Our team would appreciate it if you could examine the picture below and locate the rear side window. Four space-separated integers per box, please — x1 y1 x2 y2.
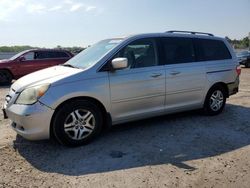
161 37 195 64
55 51 70 58
35 51 51 59
194 39 232 61
35 51 70 59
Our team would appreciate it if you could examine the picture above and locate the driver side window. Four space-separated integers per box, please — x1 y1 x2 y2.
116 39 158 69
23 52 35 61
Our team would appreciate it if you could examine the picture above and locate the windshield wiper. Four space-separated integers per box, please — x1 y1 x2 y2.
61 64 80 69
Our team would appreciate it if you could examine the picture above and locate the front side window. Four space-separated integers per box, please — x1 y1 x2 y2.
116 39 158 69
194 39 232 61
161 37 195 64
23 52 35 61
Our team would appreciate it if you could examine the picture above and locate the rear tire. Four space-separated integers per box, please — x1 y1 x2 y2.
203 85 227 116
0 70 12 85
52 100 103 147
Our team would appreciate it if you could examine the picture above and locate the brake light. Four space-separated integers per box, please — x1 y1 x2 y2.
236 65 241 76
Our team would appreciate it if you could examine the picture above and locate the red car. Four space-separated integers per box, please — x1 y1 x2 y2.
0 49 73 85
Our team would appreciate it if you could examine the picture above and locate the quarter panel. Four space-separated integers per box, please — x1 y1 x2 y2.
205 60 237 84
204 59 238 98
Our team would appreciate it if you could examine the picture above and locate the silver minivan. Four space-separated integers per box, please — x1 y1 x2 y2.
3 31 241 146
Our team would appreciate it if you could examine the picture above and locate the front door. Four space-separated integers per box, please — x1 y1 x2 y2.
15 51 38 77
108 38 166 122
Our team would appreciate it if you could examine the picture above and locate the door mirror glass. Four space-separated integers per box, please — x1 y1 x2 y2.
111 58 128 70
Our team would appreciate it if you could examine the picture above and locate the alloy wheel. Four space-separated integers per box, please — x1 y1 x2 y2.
64 109 96 140
209 90 224 112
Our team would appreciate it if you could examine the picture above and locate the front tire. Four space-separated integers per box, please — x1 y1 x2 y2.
203 85 227 116
52 100 103 147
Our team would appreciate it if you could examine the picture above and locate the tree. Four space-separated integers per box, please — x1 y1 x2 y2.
242 37 249 48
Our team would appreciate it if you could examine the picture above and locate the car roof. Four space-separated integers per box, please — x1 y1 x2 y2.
122 32 224 41
111 30 226 42
29 49 70 52
23 49 72 56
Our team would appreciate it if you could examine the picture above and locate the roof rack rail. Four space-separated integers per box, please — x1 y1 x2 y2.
166 30 214 37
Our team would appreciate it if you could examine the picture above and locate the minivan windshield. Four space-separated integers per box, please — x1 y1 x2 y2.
65 39 123 69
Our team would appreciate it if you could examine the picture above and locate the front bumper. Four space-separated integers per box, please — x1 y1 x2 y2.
3 101 54 140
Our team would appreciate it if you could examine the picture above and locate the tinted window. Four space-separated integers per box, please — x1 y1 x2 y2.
161 37 195 64
35 51 69 59
117 39 158 69
194 39 232 61
55 51 70 58
35 51 50 59
237 51 250 57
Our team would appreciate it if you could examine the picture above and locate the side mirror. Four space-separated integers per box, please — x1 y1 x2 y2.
111 58 128 70
19 56 26 62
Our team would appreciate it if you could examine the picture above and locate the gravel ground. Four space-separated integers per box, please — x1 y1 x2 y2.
0 69 250 188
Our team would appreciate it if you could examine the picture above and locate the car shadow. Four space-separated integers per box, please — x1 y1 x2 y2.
0 85 11 88
13 103 250 176
0 80 15 88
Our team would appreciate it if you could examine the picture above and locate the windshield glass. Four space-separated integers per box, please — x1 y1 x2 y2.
237 51 249 57
9 50 30 60
66 39 123 69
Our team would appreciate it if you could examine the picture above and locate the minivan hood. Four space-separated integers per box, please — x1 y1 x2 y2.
12 65 83 92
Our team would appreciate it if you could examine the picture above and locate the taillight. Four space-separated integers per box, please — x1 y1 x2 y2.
236 65 241 76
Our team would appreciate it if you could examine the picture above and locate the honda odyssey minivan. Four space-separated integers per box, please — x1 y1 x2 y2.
2 31 240 146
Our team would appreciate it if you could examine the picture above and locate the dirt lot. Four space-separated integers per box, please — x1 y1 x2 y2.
0 69 250 188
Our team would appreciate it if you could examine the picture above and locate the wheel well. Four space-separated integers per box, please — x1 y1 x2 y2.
0 68 13 78
50 96 110 139
209 82 229 98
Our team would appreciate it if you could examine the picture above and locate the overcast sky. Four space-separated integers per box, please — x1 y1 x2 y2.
0 0 249 47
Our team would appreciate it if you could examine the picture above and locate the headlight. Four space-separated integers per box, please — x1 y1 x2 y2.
15 84 50 105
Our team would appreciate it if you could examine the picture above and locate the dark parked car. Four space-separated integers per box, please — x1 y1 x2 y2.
237 50 250 68
0 49 73 85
